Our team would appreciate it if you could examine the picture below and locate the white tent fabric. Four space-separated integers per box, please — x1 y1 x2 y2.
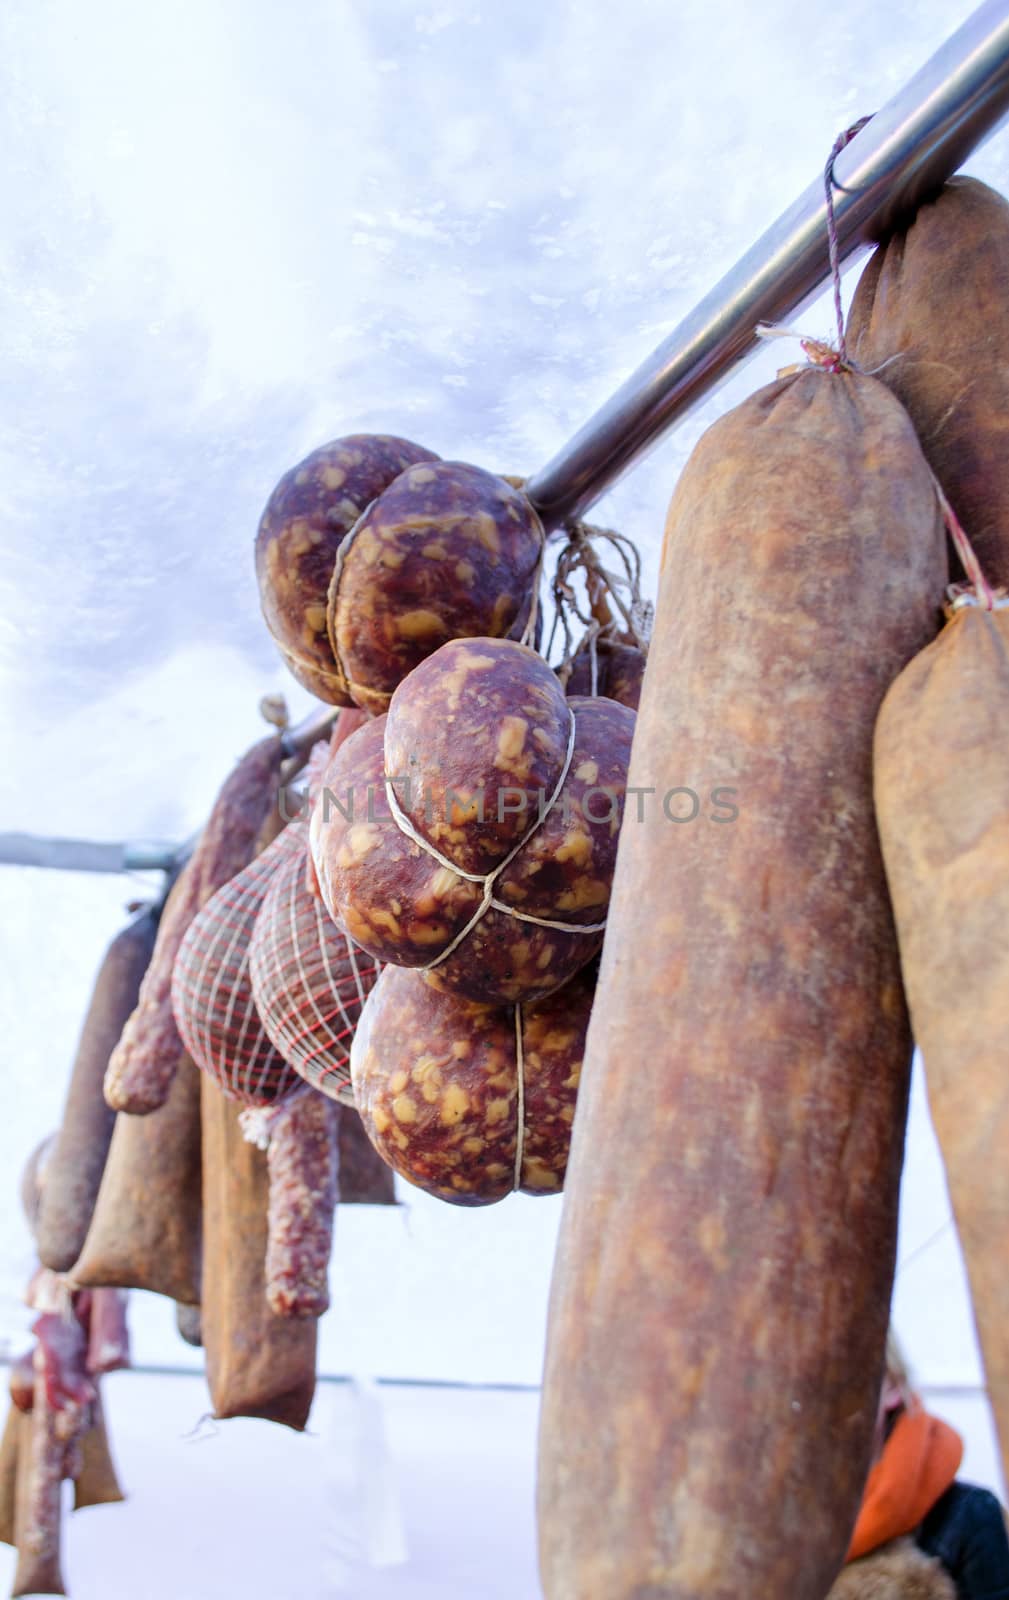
2 0 1008 1593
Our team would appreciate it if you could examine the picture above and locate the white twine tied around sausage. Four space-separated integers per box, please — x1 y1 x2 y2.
384 705 608 971
753 319 1007 617
384 704 606 1193
324 486 548 702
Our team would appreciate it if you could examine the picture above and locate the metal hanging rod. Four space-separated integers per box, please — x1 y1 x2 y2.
0 705 338 876
6 2 1009 879
524 0 1009 527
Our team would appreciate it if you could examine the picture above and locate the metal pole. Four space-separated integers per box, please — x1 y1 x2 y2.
7 5 1009 874
280 703 338 757
0 706 334 875
525 0 1009 527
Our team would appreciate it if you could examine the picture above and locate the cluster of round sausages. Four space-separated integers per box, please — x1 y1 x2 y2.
251 433 644 1204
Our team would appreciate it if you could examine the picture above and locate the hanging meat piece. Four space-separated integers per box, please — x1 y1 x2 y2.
200 1075 317 1428
71 1053 202 1306
256 434 439 705
104 734 286 1114
36 909 157 1271
264 1090 339 1318
538 367 946 1599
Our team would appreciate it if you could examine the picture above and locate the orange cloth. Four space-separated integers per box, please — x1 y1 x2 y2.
847 1408 964 1562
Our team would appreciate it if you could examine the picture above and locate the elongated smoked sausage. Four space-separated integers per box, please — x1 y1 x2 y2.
847 176 1009 587
537 368 947 1600
874 603 1009 1485
264 1090 339 1317
36 909 157 1271
201 1075 316 1429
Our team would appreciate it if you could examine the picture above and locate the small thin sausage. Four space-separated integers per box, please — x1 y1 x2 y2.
265 1091 339 1318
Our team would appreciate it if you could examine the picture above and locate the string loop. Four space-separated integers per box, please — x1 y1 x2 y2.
383 708 607 973
824 115 873 367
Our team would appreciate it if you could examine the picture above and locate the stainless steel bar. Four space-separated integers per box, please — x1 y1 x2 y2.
123 840 187 872
525 0 1009 527
0 704 335 876
0 833 182 874
9 8 1009 874
0 832 159 874
280 702 338 757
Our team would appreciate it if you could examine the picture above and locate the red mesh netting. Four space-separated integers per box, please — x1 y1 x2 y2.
171 824 306 1106
249 842 380 1107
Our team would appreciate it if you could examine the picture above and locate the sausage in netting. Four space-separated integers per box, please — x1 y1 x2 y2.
104 734 286 1114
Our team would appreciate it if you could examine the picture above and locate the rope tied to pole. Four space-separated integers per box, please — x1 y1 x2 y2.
824 115 874 367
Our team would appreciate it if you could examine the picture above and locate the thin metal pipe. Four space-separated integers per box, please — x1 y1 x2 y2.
525 0 1009 527
0 832 176 874
280 702 338 757
0 705 333 876
7 7 1009 875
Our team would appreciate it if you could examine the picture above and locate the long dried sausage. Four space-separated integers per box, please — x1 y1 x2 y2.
200 1075 316 1429
537 368 947 1599
847 176 1009 587
874 603 1009 1485
36 909 157 1270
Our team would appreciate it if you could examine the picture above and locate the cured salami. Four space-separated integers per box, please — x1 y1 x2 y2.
327 461 544 715
36 909 157 1271
264 1090 339 1317
200 1075 317 1429
311 640 632 1005
538 368 947 1599
874 601 1009 1484
256 434 438 704
351 962 593 1204
848 176 1009 588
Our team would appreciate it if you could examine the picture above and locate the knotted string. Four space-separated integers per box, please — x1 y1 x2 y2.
383 707 607 974
325 487 548 704
824 115 873 367
928 470 1002 613
549 519 651 690
757 117 875 373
